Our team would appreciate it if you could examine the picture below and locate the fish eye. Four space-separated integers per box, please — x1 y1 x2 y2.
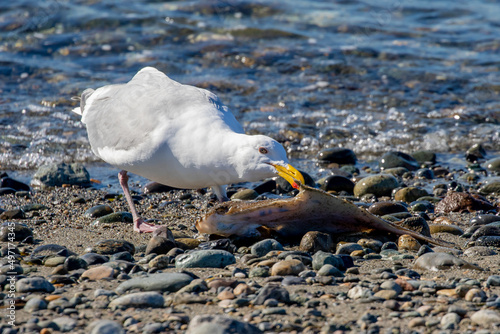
258 147 268 154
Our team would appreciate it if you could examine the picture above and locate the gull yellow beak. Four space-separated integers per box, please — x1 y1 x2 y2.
272 163 305 189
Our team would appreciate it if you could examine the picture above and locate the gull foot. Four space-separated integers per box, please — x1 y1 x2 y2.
133 219 158 233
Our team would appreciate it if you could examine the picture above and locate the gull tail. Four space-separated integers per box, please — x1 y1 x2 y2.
71 88 95 117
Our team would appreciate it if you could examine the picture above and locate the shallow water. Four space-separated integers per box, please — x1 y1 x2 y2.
1 0 499 181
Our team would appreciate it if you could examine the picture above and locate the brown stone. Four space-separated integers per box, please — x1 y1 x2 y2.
435 191 496 213
233 283 255 296
299 231 333 252
81 266 115 280
271 259 306 276
398 234 421 251
217 290 235 300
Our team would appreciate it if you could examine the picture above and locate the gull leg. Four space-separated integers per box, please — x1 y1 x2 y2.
211 185 230 202
118 170 158 233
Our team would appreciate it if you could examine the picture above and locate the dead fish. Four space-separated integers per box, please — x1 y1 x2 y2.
197 184 451 247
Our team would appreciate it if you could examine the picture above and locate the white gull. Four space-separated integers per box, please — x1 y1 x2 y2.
73 67 304 233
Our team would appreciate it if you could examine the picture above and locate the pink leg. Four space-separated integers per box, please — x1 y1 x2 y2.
118 170 158 233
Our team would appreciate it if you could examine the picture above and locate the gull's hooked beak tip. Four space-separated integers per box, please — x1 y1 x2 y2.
271 163 305 189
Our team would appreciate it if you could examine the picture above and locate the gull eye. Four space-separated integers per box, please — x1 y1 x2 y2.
258 147 268 154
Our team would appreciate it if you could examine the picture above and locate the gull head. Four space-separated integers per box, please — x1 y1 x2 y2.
235 134 304 188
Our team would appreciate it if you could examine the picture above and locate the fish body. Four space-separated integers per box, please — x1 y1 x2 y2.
197 184 451 247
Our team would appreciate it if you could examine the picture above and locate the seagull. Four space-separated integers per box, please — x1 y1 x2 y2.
73 67 304 233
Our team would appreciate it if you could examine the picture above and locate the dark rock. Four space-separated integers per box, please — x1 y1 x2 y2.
470 225 500 241
321 175 355 194
31 162 91 188
380 151 420 171
84 205 113 218
397 216 431 237
110 251 134 262
486 157 500 174
368 202 408 216
152 226 175 240
64 256 88 271
253 180 277 194
0 209 26 220
412 151 437 165
479 180 500 195
0 188 16 196
470 214 500 225
471 236 500 248
465 143 486 163
253 284 290 305
0 222 32 241
0 177 30 191
91 239 135 255
143 182 178 194
198 239 237 253
299 231 333 253
92 212 133 226
109 292 165 309
435 191 496 213
312 250 344 271
415 168 434 179
146 236 176 255
417 245 433 256
80 253 109 266
317 147 357 165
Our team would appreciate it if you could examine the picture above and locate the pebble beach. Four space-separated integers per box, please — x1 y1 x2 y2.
1 147 500 333
1 0 500 333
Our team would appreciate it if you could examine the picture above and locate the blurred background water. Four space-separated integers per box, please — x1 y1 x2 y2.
1 0 499 184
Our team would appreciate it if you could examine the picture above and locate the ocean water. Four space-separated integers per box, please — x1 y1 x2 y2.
1 0 499 184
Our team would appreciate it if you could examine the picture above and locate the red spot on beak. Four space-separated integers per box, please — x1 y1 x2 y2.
292 182 299 189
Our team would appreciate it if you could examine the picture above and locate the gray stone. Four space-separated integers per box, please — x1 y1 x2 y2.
486 275 500 287
312 251 344 271
31 162 91 188
186 314 262 334
440 313 461 330
348 285 373 299
84 205 113 218
336 242 363 255
175 250 235 268
317 147 357 164
231 189 259 200
32 244 74 257
88 320 125 334
380 151 419 171
413 252 483 271
16 276 55 293
464 246 496 257
23 297 48 312
109 291 165 309
80 253 109 265
486 157 500 174
52 317 78 332
317 264 343 277
115 272 193 294
253 284 289 305
353 174 399 198
92 212 133 226
471 309 500 326
251 239 284 257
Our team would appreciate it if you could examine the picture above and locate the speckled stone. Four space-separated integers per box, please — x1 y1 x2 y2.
91 239 135 255
175 250 235 269
299 231 333 253
398 235 421 251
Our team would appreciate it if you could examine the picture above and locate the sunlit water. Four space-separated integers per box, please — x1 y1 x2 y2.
1 0 499 186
